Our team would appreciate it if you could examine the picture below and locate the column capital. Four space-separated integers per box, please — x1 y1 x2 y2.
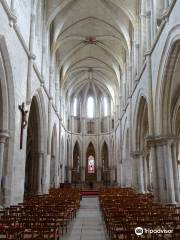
130 150 143 158
146 135 179 147
49 66 54 74
146 11 151 18
0 130 9 143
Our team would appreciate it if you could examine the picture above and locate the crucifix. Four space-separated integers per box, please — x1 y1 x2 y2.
19 102 28 149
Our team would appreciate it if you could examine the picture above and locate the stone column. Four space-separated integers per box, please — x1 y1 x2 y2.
68 166 72 183
0 132 8 192
139 154 145 193
110 166 116 184
164 0 170 9
30 151 35 193
140 14 146 64
119 162 123 187
163 140 176 203
55 73 59 111
131 151 144 193
81 166 85 183
135 43 140 74
145 139 159 201
146 11 152 50
97 166 101 182
171 142 180 203
143 155 148 192
156 142 167 202
11 0 15 9
26 8 36 104
116 160 122 186
37 152 43 194
47 66 54 155
147 136 179 203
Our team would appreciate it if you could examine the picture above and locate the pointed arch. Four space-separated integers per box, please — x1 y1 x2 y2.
86 142 96 182
50 124 57 188
25 96 43 195
134 96 149 150
0 35 15 206
101 141 109 169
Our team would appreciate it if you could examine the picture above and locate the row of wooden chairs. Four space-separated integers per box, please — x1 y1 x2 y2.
99 188 180 240
0 188 80 239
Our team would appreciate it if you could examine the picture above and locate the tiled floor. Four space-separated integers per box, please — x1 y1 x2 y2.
62 197 108 240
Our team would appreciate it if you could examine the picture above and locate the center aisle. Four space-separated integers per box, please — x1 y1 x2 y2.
63 197 108 240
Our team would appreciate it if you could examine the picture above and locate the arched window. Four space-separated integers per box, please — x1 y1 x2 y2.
73 98 77 116
87 96 94 118
88 155 95 173
103 97 108 116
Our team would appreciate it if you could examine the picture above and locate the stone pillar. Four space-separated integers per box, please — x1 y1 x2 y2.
164 0 170 9
145 140 159 201
119 162 123 186
26 9 36 104
0 132 8 198
131 151 144 193
116 160 121 186
147 136 179 203
111 166 116 184
11 0 15 10
81 166 85 182
156 143 167 202
143 155 148 192
97 166 101 182
54 155 59 188
30 151 35 194
140 14 146 64
47 66 54 155
171 143 180 203
139 154 145 193
37 152 43 194
55 74 59 111
146 11 152 50
163 140 176 203
135 43 140 74
68 167 72 183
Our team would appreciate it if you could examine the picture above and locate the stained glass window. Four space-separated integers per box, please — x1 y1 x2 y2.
87 96 94 118
73 98 77 116
104 97 108 116
88 155 95 173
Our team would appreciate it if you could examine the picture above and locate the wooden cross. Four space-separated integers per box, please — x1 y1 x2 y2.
19 102 28 149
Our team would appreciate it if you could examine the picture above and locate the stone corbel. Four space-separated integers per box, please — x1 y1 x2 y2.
0 131 9 145
9 11 17 27
29 54 36 61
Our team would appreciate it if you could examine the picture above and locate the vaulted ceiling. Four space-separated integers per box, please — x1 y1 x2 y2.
46 0 138 103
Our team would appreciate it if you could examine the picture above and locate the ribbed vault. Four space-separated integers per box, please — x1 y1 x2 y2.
46 0 137 108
